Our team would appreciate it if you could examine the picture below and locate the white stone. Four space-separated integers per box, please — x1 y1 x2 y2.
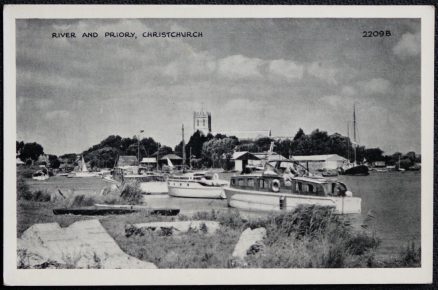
132 221 220 235
17 219 156 269
232 227 267 260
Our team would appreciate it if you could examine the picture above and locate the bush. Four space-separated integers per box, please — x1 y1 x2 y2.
17 177 32 200
120 182 144 205
398 242 421 267
346 232 380 255
32 190 52 202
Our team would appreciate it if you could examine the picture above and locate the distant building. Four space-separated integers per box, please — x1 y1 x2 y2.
248 152 288 167
193 110 211 135
115 155 138 168
140 157 157 170
159 154 183 167
232 151 260 172
372 161 386 168
218 130 271 141
291 154 347 171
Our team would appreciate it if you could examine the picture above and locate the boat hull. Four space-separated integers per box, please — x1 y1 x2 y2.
342 165 369 176
68 172 99 178
168 180 226 199
32 175 49 181
138 182 168 195
224 187 361 214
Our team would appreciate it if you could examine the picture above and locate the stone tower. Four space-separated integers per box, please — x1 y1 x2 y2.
193 109 211 135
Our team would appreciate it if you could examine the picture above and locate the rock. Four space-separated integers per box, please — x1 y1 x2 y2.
232 227 267 260
130 221 220 236
17 219 156 269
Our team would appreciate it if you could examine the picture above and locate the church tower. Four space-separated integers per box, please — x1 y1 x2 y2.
193 108 211 136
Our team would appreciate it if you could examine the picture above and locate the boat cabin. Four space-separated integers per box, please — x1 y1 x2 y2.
229 174 348 197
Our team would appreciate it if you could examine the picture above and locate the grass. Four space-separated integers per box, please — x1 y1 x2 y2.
16 197 421 269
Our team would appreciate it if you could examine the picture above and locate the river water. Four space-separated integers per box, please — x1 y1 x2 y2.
26 170 421 257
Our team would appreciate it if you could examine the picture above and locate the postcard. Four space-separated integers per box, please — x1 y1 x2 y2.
3 4 434 285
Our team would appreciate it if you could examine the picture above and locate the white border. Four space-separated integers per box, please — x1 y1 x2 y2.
3 5 434 285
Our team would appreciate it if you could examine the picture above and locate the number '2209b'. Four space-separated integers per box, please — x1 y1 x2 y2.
363 30 391 37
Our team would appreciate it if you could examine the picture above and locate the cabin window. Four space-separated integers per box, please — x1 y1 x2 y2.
259 179 265 189
231 179 236 185
238 179 245 186
203 119 205 126
247 179 255 188
331 183 336 194
297 182 303 191
308 184 314 192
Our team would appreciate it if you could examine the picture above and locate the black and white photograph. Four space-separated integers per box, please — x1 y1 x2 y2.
3 5 434 285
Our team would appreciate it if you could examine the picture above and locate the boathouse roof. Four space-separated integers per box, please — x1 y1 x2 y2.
291 154 347 162
160 154 183 160
232 151 260 160
141 157 157 163
116 155 138 167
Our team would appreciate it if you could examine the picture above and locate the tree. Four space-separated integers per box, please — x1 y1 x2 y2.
186 130 213 158
202 137 238 168
293 128 305 141
16 141 24 155
364 148 384 163
48 154 61 169
255 137 274 152
20 142 44 162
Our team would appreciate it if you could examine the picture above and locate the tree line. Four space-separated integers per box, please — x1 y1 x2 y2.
16 128 421 170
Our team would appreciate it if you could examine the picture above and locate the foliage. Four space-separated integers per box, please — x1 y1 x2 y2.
80 135 161 169
17 177 32 200
16 141 25 155
85 147 119 169
18 142 44 162
48 154 61 169
202 137 238 168
120 182 144 205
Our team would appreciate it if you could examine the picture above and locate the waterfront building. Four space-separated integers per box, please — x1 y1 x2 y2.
232 151 260 172
291 154 347 171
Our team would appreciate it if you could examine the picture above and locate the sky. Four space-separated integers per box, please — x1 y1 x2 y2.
16 18 421 155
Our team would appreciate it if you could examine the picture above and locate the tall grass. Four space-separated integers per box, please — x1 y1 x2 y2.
17 177 51 202
242 206 380 268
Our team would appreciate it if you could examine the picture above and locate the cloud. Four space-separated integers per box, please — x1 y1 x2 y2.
341 86 357 97
217 55 264 80
45 110 71 120
393 32 420 59
307 62 338 85
357 78 392 95
268 59 304 81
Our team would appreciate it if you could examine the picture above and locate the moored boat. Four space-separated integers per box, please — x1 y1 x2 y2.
67 155 99 178
110 167 168 195
167 172 228 199
32 169 49 181
224 172 361 214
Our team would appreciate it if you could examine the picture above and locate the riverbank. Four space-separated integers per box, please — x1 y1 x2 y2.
17 197 420 268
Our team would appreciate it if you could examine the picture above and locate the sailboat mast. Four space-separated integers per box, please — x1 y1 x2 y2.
353 104 357 142
182 124 186 166
347 123 350 161
353 104 357 164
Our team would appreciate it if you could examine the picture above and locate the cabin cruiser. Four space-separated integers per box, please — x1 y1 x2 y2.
224 166 361 214
32 168 49 181
167 172 229 199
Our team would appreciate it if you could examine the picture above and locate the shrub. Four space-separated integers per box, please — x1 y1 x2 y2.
346 232 380 255
17 177 32 200
120 182 144 205
32 190 51 202
399 242 421 267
